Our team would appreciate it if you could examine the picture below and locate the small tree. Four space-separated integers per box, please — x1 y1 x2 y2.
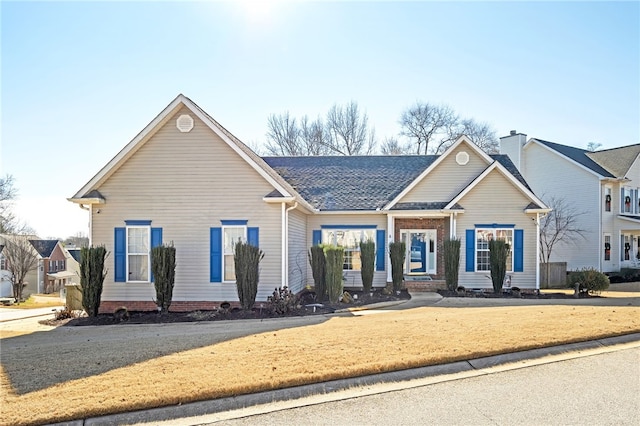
3 236 38 303
324 245 344 303
389 241 406 292
80 246 107 317
443 238 461 291
360 239 375 293
234 241 264 310
308 245 326 301
489 240 509 294
151 243 176 313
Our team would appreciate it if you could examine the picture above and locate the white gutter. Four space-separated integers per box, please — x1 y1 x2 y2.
284 202 298 288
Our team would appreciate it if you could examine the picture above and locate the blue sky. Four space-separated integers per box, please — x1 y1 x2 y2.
2 1 639 239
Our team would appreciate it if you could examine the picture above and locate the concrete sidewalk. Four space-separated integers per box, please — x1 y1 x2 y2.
0 305 64 322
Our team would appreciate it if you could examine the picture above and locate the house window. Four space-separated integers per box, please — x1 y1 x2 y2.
322 228 376 271
621 235 631 261
223 226 247 282
0 254 6 270
604 187 611 212
49 260 54 271
127 226 150 282
475 228 513 272
604 234 611 261
622 187 632 214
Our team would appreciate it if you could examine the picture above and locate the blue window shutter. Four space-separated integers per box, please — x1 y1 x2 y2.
150 228 163 282
210 227 222 282
312 230 322 246
514 229 524 272
248 227 259 247
465 229 475 272
114 228 126 282
376 229 385 271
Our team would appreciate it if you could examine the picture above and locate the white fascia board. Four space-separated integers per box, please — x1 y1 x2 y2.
383 136 493 210
527 139 605 179
71 95 186 199
67 197 105 205
618 215 640 224
385 211 453 218
314 210 385 215
263 196 296 203
445 161 550 210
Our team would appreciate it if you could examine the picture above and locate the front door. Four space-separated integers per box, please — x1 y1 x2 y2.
400 229 436 275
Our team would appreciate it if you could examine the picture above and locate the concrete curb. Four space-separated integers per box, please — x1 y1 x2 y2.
71 332 640 426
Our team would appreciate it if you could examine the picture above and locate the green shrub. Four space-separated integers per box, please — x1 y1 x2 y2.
308 245 327 301
324 245 345 303
151 243 177 313
360 239 376 293
234 241 264 310
443 238 461 291
80 246 107 317
567 268 610 294
389 241 406 292
267 286 299 315
489 240 509 294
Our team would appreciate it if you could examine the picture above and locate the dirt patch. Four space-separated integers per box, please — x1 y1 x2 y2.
41 289 411 327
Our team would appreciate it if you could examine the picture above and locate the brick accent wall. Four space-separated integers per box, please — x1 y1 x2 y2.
404 280 447 292
394 218 449 280
99 300 245 314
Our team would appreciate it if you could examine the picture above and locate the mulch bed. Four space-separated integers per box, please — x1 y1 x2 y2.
42 288 412 327
437 288 597 299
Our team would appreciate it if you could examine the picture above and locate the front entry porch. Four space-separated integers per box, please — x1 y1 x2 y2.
392 217 450 281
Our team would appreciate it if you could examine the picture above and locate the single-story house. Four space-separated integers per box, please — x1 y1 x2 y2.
69 94 550 312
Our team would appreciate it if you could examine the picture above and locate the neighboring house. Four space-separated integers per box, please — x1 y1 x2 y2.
0 234 39 298
500 132 640 273
69 95 550 313
30 240 77 294
66 247 82 283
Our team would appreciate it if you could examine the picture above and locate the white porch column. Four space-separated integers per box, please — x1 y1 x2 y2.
281 203 286 288
387 214 394 283
536 212 540 290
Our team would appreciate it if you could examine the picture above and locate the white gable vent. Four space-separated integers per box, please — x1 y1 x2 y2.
176 114 194 133
456 151 469 165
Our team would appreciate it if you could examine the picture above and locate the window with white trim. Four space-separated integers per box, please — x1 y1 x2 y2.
0 254 6 270
127 226 150 282
604 234 611 261
322 228 376 271
223 226 247 282
604 186 611 212
475 228 513 272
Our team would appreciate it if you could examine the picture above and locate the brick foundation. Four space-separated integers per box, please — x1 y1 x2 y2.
403 280 447 292
98 300 245 314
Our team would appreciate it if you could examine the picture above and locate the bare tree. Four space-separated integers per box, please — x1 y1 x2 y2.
325 101 376 155
380 137 412 155
0 174 33 234
539 196 588 286
587 142 602 152
449 119 499 154
264 112 301 156
299 115 331 155
64 232 89 248
3 236 38 303
399 102 458 154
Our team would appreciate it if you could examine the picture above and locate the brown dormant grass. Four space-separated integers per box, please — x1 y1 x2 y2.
1 305 639 426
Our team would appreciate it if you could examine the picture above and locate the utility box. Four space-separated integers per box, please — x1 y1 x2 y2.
65 284 83 311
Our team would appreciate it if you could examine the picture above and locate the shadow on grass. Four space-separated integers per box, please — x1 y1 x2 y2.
0 314 335 395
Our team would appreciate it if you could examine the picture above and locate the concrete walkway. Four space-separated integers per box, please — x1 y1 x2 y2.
0 305 64 322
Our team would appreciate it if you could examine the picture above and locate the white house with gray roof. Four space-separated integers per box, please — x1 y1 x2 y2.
500 132 640 273
69 95 550 313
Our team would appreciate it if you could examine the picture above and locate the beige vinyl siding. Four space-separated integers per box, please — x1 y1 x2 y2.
92 107 283 303
456 169 539 289
523 143 601 271
288 209 308 293
307 214 387 288
401 145 489 203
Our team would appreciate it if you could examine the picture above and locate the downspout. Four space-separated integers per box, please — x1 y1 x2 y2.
536 212 540 291
284 202 298 288
78 203 92 246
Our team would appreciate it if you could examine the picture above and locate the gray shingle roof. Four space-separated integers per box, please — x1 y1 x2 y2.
533 139 615 177
586 144 640 178
263 154 532 211
29 240 58 258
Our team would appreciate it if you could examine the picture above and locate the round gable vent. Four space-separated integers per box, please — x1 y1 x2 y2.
456 151 469 165
176 114 194 133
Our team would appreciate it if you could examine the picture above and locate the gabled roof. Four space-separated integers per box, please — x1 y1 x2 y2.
67 248 82 263
69 95 315 212
264 152 535 212
586 144 640 178
530 139 615 178
29 240 59 258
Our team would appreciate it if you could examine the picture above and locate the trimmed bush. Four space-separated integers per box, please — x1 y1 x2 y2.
360 239 376 293
567 268 610 294
324 245 345 303
489 240 509 294
234 241 264 310
151 243 177 313
389 241 406 292
443 238 461 291
308 245 327 301
80 246 107 317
